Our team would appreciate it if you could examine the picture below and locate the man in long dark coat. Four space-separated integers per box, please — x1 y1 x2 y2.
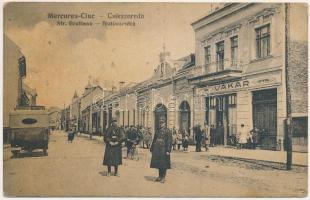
103 118 124 177
150 116 172 183
194 124 203 152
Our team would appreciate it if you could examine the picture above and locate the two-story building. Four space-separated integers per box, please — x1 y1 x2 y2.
48 107 62 131
189 3 307 150
79 82 103 134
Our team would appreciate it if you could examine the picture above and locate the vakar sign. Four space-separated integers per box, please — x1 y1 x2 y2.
206 80 250 93
205 75 281 94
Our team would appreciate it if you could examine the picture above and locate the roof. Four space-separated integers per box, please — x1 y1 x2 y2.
191 3 234 26
177 54 195 69
73 90 79 99
48 106 61 114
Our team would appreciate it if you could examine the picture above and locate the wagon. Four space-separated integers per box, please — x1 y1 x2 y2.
9 106 49 157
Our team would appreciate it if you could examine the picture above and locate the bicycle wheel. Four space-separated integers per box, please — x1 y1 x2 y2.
133 149 139 161
129 149 134 160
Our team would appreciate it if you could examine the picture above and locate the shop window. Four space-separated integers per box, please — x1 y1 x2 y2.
228 94 237 106
256 24 270 58
210 97 216 108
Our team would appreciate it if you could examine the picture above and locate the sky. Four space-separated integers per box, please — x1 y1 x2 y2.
4 2 218 108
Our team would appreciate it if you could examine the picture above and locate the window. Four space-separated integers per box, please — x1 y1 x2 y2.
204 46 211 68
256 24 270 58
217 96 224 111
231 36 238 67
216 41 225 71
228 94 237 106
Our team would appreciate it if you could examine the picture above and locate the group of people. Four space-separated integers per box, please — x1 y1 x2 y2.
100 118 264 184
121 125 152 158
171 127 189 151
102 117 172 183
238 125 260 149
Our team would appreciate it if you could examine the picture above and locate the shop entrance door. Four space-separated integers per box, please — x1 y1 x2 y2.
179 101 191 135
216 97 225 145
252 89 277 150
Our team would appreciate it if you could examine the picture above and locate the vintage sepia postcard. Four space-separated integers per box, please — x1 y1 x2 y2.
2 1 308 197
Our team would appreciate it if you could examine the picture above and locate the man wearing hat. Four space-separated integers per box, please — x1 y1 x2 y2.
103 118 125 177
150 116 172 183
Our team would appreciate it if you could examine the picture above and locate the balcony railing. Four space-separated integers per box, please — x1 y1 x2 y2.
190 59 243 77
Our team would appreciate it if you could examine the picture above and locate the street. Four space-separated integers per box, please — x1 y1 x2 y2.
4 131 307 197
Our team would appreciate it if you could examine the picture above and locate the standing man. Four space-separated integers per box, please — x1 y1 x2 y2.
210 124 216 147
171 126 177 150
194 124 203 152
203 122 210 151
103 118 124 177
150 116 172 183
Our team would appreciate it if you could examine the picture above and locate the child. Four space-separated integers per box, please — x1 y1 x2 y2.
182 135 189 151
238 124 248 149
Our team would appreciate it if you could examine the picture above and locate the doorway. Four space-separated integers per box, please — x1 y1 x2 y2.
179 101 191 135
252 88 277 150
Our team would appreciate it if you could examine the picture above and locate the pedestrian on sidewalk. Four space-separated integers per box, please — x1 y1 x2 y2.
250 127 259 149
150 116 172 183
238 124 248 149
172 127 177 150
67 128 75 143
194 124 203 152
210 124 216 147
202 122 210 151
103 118 125 177
176 130 183 150
182 134 189 151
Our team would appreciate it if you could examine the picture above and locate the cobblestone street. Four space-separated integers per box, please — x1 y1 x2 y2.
3 131 307 197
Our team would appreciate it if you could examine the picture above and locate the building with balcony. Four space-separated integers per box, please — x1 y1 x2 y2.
189 3 307 151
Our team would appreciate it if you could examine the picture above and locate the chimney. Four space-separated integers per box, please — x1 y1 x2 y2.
119 81 125 91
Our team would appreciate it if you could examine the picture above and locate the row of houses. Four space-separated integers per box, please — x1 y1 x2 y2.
62 3 308 152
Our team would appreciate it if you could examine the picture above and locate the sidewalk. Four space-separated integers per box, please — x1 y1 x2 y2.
187 145 308 166
76 132 103 141
77 132 308 167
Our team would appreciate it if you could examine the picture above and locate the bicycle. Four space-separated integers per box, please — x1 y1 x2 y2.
128 143 139 161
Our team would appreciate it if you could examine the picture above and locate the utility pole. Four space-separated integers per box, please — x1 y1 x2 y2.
285 3 293 170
